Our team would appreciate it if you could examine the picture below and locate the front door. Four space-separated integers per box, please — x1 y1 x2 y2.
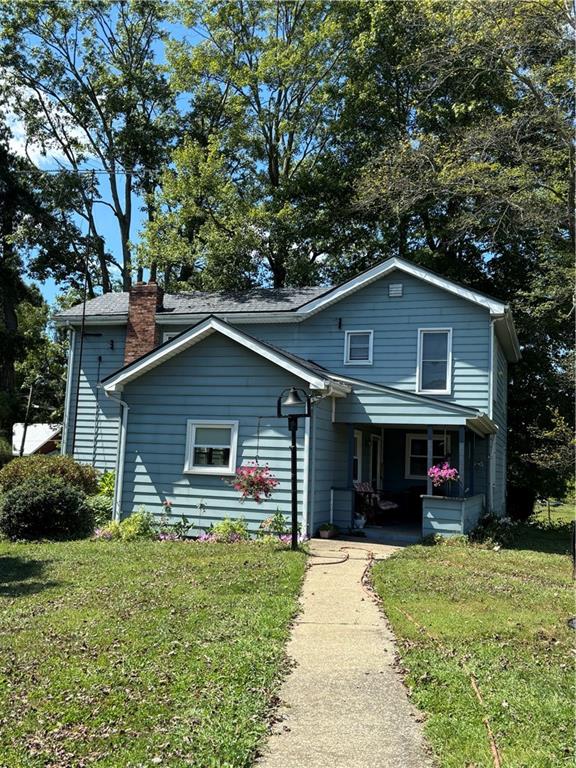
370 435 382 488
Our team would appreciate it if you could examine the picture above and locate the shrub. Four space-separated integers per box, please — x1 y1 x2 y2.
258 510 288 537
0 455 99 495
87 494 113 527
0 477 93 540
0 437 13 469
210 517 249 542
470 514 516 548
96 510 155 541
98 470 115 498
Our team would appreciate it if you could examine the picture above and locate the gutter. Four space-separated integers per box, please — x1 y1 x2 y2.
105 389 129 522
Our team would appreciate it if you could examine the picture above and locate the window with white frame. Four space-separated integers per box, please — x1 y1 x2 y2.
417 329 452 393
353 430 362 482
405 433 452 480
184 420 239 474
344 330 373 365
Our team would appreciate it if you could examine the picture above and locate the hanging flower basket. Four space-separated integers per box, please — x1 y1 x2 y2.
427 462 459 488
227 462 279 504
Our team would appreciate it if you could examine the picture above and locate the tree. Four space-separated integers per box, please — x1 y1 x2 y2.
140 0 351 289
0 0 177 291
0 123 79 445
350 0 574 501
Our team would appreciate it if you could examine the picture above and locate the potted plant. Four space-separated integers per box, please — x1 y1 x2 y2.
318 522 339 539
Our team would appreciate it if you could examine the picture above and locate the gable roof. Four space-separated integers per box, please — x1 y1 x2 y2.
101 316 350 395
55 286 327 323
296 257 509 316
55 256 520 361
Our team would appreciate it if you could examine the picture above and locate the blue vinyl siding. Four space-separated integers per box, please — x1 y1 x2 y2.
310 397 349 531
64 325 125 471
239 272 491 411
120 334 309 532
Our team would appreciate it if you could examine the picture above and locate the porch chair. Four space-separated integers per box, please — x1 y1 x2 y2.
353 481 399 525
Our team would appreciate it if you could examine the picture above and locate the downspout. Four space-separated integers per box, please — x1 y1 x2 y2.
106 389 129 522
60 324 76 455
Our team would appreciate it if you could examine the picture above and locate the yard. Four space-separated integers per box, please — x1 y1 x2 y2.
0 540 305 768
372 506 574 768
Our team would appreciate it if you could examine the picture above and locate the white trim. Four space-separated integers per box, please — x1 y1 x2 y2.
54 315 128 327
344 329 373 365
405 432 452 480
370 434 382 487
302 416 311 536
162 331 179 343
184 420 239 475
103 317 339 394
296 257 508 317
60 327 76 455
416 328 453 395
353 430 363 482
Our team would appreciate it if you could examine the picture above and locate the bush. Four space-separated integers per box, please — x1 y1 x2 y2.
96 510 155 541
0 477 93 540
0 455 99 495
87 494 113 527
0 437 13 469
470 514 516 548
210 518 249 542
98 470 115 497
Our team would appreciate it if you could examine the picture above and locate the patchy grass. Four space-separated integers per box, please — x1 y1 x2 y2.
0 540 305 767
533 501 574 527
372 521 574 768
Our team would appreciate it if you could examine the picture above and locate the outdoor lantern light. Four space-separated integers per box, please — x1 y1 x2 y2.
276 387 312 550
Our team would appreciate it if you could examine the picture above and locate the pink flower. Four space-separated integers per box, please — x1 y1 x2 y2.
427 462 459 487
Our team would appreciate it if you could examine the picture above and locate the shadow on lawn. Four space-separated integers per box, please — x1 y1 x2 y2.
0 556 58 597
509 521 573 556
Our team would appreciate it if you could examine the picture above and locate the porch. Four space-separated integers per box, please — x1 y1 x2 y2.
316 423 490 540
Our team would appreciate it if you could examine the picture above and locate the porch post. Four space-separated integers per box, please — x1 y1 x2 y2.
426 426 433 495
459 426 465 495
347 423 355 489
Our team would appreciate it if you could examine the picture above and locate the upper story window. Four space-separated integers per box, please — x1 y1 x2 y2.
344 330 373 365
184 420 239 475
417 329 452 394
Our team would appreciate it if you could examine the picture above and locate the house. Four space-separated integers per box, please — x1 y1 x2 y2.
54 257 520 538
12 423 62 456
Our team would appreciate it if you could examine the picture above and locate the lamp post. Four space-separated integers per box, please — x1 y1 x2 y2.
277 387 311 550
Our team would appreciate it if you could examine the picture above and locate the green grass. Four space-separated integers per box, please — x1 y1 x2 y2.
372 520 574 768
0 540 305 768
533 501 574 527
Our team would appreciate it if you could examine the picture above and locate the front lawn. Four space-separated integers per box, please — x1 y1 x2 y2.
0 540 305 767
372 520 573 768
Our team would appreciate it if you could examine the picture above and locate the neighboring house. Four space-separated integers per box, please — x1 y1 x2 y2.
12 423 62 456
54 257 520 538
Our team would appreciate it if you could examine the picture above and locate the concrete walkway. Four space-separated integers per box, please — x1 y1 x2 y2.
257 539 434 768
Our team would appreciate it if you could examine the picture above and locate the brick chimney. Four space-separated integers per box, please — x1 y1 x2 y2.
124 281 164 365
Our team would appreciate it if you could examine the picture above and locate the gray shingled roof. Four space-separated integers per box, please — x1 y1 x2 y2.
55 286 329 320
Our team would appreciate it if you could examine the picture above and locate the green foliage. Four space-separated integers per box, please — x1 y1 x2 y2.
258 510 289 537
210 517 249 542
0 438 12 469
86 495 113 528
0 538 305 765
98 510 156 542
372 523 573 767
0 455 99 495
0 478 93 540
469 514 516 548
97 470 115 498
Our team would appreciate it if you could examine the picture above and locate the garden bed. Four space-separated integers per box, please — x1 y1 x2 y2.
0 540 305 767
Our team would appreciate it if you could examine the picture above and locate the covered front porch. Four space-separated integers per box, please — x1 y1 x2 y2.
310 382 496 540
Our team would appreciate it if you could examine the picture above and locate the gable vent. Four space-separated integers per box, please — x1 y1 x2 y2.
388 283 403 297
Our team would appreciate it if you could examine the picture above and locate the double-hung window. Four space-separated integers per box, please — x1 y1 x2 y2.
405 433 452 480
417 329 452 394
184 420 239 475
344 330 373 365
